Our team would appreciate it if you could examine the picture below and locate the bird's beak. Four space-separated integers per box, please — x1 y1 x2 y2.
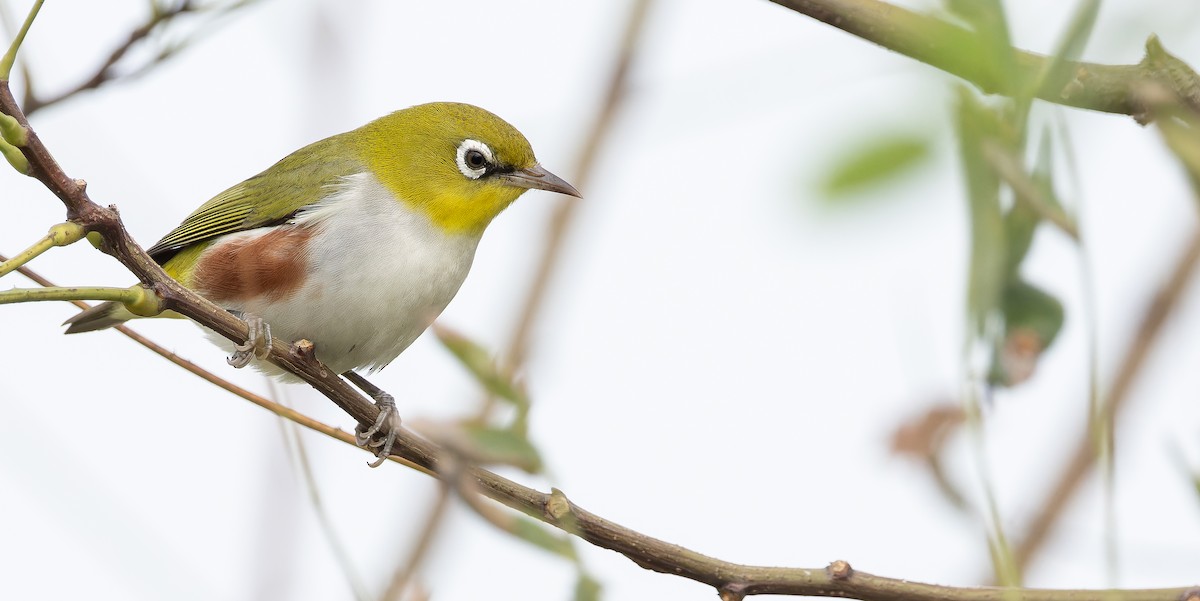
499 164 582 198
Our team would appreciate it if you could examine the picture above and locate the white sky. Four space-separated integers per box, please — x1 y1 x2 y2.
1 1 1199 599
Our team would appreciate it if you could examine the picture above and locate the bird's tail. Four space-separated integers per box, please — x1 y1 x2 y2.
62 301 139 334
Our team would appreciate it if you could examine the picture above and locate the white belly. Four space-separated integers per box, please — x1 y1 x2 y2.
207 172 481 375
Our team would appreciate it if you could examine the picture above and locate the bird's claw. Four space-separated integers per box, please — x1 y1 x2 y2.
228 313 272 368
355 392 402 468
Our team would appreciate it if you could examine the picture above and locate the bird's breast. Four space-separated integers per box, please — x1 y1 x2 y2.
191 172 482 374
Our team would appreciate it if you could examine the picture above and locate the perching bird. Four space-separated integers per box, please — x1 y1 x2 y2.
63 102 580 463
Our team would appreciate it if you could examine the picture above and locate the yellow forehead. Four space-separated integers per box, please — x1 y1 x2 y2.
354 102 539 234
358 102 536 170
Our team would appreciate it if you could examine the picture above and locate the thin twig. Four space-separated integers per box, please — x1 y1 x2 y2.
981 140 1079 240
21 0 260 115
404 1 658 579
11 262 1195 601
500 0 653 379
380 484 452 601
2 254 436 477
1007 223 1200 575
280 402 371 601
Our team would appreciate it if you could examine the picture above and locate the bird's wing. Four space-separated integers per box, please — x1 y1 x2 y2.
146 133 364 263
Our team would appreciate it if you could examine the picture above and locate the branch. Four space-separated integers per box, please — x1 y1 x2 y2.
6 82 1197 600
1008 224 1200 575
501 0 652 375
0 254 436 477
767 0 1200 575
13 254 1199 601
19 1 260 115
766 0 1200 120
0 76 410 453
3 14 1198 599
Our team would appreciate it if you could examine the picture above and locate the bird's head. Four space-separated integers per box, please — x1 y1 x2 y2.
355 102 580 234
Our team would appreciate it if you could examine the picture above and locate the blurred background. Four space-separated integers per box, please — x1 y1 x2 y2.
1 0 1199 599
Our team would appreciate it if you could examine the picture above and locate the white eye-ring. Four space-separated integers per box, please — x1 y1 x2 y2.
456 139 494 180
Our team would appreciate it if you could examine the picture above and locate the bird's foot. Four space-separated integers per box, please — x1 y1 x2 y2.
344 371 402 468
355 393 401 468
228 312 272 368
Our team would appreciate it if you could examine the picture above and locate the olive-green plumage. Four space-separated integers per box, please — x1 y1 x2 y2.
146 134 363 263
63 102 579 356
148 102 537 265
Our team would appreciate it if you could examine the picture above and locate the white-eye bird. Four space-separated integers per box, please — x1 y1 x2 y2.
63 102 581 463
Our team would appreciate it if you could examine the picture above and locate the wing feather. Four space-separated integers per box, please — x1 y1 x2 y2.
146 132 365 263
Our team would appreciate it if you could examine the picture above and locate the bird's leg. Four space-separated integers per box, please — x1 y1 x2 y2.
227 311 273 368
344 371 402 468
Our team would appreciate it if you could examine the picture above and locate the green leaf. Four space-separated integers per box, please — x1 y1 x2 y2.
1168 442 1200 508
573 573 603 601
1001 132 1051 274
819 134 931 199
434 324 530 413
1002 199 1038 277
0 112 28 146
1159 116 1200 191
988 279 1065 386
458 423 544 473
511 516 577 560
944 0 1018 95
1003 280 1065 346
1030 129 1058 201
955 88 1007 333
0 0 44 81
1027 0 1100 104
0 137 28 174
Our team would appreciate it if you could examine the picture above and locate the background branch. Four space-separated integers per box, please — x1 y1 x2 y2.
502 0 652 375
4 1 1199 597
765 0 1200 578
766 0 1200 119
15 0 259 115
1008 224 1200 575
5 78 1195 598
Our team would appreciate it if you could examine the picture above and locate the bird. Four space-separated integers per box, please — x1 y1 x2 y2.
62 102 581 464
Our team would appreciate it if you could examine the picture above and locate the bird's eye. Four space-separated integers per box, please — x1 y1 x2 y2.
456 139 494 180
465 149 487 169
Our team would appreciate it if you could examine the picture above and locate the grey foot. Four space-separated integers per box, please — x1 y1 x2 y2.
228 312 272 368
355 393 402 468
344 371 402 468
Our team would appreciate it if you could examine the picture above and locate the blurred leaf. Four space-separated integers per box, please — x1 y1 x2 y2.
955 88 1008 332
457 423 544 473
998 132 1068 276
434 324 530 417
819 134 931 199
1188 466 1200 504
1005 280 1065 344
1168 441 1200 508
989 279 1065 386
985 531 1022 587
944 0 1018 95
985 138 1079 244
1000 138 1041 273
573 573 603 601
1134 39 1200 197
1158 116 1200 194
891 404 967 459
1031 129 1062 207
512 516 578 561
1027 0 1100 106
1002 200 1038 277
